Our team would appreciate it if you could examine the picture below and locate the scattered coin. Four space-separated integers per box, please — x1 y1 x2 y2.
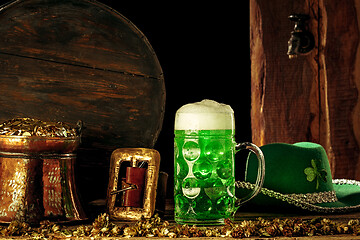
0 118 79 137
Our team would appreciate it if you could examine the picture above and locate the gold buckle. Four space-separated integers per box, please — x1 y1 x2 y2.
106 148 160 220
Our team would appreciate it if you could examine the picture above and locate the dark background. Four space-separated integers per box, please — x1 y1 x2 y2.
100 2 253 191
0 0 252 197
97 2 252 193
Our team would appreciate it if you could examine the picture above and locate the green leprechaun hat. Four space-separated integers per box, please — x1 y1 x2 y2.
235 142 360 213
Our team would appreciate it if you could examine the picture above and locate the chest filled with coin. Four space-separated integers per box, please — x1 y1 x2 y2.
0 118 86 223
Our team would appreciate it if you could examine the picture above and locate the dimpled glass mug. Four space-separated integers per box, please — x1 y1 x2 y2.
174 100 265 225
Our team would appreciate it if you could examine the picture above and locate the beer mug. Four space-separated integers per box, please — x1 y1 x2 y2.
174 100 265 225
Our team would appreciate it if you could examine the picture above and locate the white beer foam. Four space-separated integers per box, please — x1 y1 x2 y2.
175 99 234 130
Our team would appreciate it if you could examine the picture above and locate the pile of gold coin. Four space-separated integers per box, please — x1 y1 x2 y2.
0 118 79 137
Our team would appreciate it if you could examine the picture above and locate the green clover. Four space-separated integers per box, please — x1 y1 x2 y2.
304 159 327 190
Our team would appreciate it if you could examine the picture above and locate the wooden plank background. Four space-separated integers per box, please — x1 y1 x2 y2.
250 0 360 179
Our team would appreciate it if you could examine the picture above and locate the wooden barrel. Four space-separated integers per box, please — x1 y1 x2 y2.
0 0 165 209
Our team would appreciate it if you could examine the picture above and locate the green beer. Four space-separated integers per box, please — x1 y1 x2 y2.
174 100 265 225
174 129 236 224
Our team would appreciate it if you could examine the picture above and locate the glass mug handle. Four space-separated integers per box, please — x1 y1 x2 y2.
234 142 265 207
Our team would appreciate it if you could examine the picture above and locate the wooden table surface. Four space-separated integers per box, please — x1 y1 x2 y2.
2 199 360 239
96 199 360 239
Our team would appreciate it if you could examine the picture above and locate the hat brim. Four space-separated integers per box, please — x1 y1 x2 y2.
236 179 360 213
